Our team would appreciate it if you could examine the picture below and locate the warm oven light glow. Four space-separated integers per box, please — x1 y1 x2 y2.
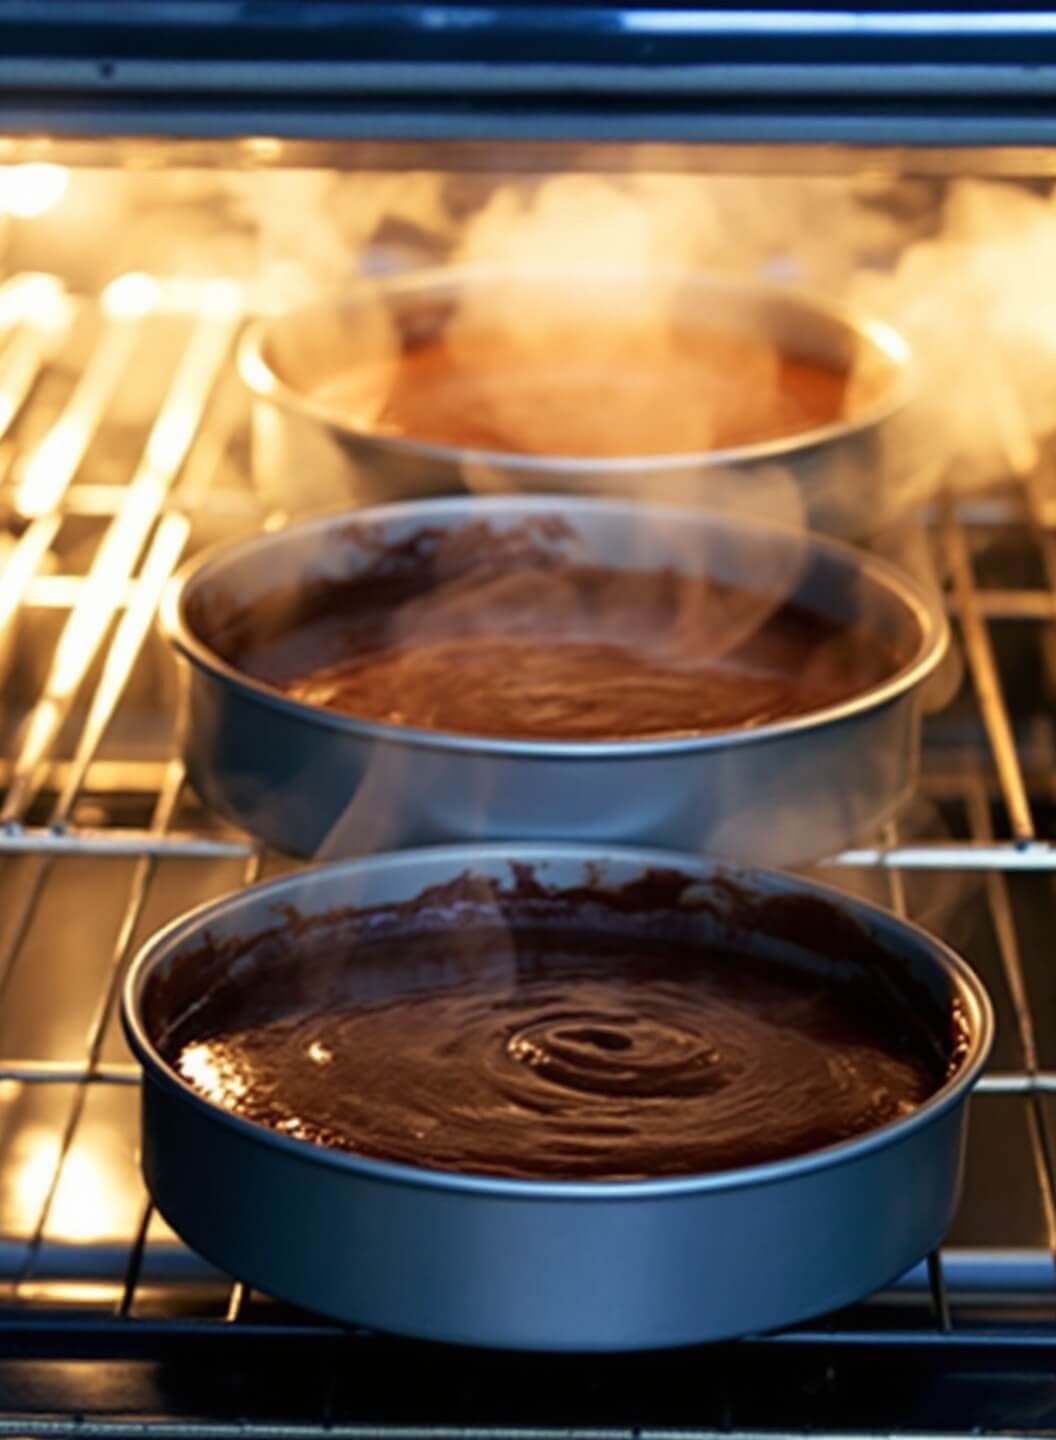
0 272 69 331
242 136 284 162
12 1124 135 1244
202 277 243 319
101 271 160 320
10 1125 59 1234
45 1148 112 1243
0 163 69 219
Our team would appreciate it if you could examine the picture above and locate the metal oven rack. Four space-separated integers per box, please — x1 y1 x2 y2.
0 273 1053 1436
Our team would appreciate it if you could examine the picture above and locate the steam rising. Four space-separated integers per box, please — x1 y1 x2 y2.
232 168 1056 866
849 179 1056 491
444 176 784 460
238 169 454 309
247 170 1056 507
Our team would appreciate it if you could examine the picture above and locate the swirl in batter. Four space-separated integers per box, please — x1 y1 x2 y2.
169 916 946 1182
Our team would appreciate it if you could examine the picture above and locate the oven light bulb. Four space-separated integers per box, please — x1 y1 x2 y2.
0 163 68 219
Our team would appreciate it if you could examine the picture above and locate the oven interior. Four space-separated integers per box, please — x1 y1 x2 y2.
0 148 1053 1433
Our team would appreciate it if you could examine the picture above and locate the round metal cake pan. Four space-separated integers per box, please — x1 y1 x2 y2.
161 495 947 867
238 267 913 539
122 843 993 1352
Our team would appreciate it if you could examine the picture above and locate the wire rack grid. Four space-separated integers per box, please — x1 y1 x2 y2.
0 273 1051 1434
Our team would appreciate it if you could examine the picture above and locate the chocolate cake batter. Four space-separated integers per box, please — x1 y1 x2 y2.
157 872 956 1183
312 334 849 458
215 524 902 743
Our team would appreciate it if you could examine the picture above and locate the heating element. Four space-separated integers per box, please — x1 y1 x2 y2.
0 270 1053 1434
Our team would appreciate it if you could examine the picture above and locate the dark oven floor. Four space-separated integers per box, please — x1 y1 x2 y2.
0 281 1053 1435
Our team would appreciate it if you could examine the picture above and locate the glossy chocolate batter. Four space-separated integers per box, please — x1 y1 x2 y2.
155 871 958 1183
214 524 902 743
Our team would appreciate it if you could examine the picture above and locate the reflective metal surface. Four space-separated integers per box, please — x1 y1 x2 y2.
240 268 912 539
163 495 946 865
122 844 992 1351
4 5 1056 145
